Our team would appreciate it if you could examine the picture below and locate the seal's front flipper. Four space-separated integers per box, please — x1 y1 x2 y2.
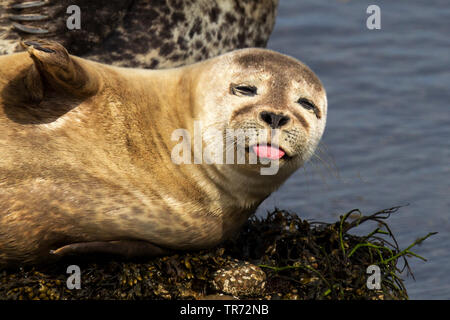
50 240 171 260
21 40 101 101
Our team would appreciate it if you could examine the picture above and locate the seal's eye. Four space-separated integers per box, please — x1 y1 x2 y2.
297 98 320 118
231 84 257 96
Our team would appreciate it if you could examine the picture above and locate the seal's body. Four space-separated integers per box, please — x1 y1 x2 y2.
0 41 327 267
1 0 278 69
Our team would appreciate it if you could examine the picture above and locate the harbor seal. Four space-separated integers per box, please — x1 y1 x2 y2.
0 40 327 267
1 0 279 69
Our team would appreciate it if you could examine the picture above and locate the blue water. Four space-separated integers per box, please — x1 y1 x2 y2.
260 0 450 299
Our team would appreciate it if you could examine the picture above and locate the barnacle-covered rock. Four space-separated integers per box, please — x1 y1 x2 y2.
211 260 266 297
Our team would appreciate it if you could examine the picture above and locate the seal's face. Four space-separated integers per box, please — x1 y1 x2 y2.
196 49 327 172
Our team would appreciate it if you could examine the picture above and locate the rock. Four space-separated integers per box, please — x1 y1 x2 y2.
212 260 266 297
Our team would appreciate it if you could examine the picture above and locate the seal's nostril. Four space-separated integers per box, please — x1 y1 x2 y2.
260 111 272 125
260 111 290 129
278 116 289 127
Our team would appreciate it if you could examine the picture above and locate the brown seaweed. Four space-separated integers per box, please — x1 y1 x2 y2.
0 207 435 300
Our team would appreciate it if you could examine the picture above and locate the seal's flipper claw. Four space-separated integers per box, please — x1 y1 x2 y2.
23 40 54 53
21 39 71 69
9 14 48 22
21 40 101 100
12 22 49 34
10 1 49 34
50 240 170 259
10 0 48 10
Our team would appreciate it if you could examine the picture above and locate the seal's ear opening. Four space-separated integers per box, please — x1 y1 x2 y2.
21 40 100 102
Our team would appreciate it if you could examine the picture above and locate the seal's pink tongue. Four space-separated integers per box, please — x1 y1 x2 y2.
252 145 285 160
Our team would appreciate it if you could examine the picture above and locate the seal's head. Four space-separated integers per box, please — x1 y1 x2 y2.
193 48 327 174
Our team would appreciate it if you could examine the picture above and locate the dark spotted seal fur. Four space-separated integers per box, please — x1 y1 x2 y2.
0 0 279 68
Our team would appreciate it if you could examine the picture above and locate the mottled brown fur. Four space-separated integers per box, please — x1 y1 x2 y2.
1 0 279 69
0 41 327 267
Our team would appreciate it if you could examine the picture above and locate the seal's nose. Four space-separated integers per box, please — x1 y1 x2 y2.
260 111 290 129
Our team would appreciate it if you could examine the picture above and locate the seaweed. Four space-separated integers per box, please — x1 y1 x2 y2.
0 207 436 300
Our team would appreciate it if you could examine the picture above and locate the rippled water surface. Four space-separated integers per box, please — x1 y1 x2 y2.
260 0 450 299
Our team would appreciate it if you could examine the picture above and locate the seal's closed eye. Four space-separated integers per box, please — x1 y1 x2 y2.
297 98 321 119
231 84 257 96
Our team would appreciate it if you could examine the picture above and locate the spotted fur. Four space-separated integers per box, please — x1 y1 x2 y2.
1 0 278 68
